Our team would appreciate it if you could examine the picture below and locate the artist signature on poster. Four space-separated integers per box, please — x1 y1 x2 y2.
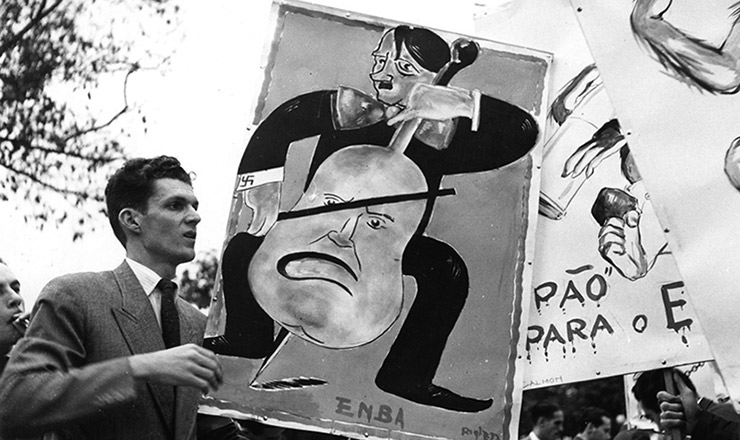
523 375 565 390
461 426 501 440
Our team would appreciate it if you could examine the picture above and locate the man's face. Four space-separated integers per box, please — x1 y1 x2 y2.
638 401 659 425
369 30 436 107
537 410 565 440
250 146 427 348
136 178 200 268
586 417 612 440
0 263 24 354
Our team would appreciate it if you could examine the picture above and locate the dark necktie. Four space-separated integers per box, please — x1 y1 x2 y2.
157 279 180 348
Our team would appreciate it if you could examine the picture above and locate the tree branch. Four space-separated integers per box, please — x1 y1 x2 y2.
62 65 138 142
0 159 101 200
0 0 63 58
0 137 123 163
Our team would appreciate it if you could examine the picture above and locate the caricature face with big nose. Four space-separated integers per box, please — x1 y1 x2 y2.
370 30 436 107
248 145 427 348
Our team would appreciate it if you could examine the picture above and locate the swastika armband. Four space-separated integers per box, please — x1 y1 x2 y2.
235 167 284 192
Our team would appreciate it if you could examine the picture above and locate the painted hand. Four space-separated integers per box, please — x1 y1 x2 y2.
549 63 600 126
562 119 626 179
598 210 649 281
386 83 474 125
244 181 281 237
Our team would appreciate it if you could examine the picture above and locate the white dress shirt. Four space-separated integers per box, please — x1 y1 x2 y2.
125 258 178 328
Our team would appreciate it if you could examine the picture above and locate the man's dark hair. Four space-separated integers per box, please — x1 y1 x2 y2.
577 407 609 431
530 401 562 423
632 368 697 415
105 155 192 246
392 25 451 73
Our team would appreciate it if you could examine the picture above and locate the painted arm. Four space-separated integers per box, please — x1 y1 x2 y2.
548 66 623 180
631 0 740 94
235 91 335 236
549 63 601 126
438 93 539 174
386 83 477 126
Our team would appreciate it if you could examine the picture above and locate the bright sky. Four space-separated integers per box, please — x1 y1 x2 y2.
0 0 488 307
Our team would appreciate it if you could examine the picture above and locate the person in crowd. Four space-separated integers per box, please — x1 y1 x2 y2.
524 401 565 440
0 156 224 439
573 407 612 440
0 258 29 373
613 367 737 440
657 369 740 440
614 368 692 440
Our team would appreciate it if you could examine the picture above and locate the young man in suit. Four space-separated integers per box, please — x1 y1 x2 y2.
0 156 224 439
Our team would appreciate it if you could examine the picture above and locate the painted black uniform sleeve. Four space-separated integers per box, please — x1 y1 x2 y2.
236 90 335 174
440 95 539 174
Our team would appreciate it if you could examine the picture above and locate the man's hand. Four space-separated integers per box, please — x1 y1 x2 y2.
658 371 700 435
0 310 30 353
129 344 224 394
244 182 281 237
386 84 474 125
11 310 30 336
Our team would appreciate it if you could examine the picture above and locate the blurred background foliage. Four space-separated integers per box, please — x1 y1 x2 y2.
0 0 182 240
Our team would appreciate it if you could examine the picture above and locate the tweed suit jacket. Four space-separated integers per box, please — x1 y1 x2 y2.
0 262 206 439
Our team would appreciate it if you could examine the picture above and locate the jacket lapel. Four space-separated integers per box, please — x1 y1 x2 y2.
111 263 164 354
178 299 203 346
110 262 175 437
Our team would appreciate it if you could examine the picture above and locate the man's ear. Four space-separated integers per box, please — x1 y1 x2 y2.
118 208 141 235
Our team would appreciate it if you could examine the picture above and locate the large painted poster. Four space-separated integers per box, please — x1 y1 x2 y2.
526 64 713 388
474 0 713 391
571 0 740 404
201 1 550 439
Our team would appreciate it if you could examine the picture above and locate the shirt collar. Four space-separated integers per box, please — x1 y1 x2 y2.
125 258 178 297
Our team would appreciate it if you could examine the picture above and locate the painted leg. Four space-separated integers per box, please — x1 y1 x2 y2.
203 232 277 358
375 235 492 413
